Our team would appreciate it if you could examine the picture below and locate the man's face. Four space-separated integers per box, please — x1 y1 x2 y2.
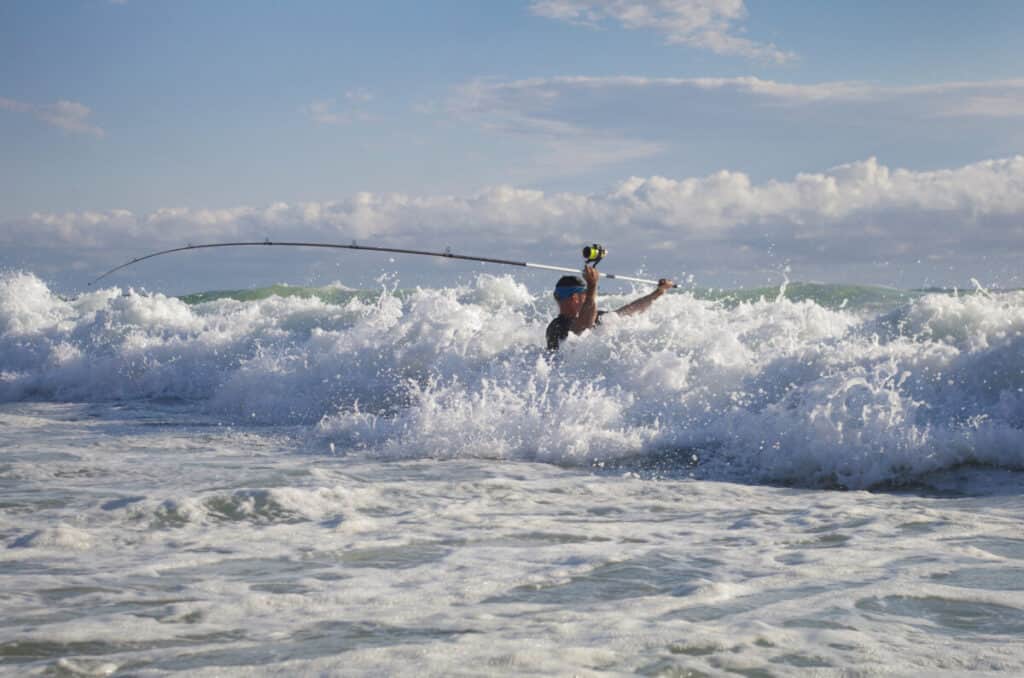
557 291 586 317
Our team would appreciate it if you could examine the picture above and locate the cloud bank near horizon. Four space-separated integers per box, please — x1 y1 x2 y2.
4 156 1023 284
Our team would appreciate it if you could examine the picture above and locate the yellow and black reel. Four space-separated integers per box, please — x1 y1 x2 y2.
582 244 607 266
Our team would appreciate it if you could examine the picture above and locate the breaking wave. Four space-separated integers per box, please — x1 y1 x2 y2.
3 270 1024 489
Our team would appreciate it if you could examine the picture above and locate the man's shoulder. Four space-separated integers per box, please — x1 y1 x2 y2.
546 314 572 350
547 314 572 337
546 311 607 350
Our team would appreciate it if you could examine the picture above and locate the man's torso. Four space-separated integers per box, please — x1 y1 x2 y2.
546 311 604 350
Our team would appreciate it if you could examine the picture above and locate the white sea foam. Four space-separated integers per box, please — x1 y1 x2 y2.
9 524 94 550
3 271 1024 488
2 398 1023 675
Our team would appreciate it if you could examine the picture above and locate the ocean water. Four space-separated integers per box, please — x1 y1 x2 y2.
2 269 1023 676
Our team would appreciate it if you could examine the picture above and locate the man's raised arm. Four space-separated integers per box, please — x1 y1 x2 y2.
570 265 600 333
614 278 674 317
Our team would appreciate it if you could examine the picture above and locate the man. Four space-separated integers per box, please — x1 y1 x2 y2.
546 264 674 350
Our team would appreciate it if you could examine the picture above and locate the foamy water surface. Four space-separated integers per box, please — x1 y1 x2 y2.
2 270 1023 675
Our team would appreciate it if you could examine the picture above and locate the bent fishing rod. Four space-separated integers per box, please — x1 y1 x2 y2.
89 240 679 288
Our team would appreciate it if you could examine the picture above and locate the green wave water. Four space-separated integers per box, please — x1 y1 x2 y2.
177 281 975 313
179 284 370 305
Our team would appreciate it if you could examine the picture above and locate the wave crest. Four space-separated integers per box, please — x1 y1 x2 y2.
4 271 1024 488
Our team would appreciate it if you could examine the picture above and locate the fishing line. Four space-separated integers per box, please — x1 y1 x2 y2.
89 240 678 288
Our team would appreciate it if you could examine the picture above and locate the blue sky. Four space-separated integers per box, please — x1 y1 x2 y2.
3 1 1024 293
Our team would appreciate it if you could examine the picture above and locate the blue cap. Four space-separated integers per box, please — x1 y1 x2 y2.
554 285 587 300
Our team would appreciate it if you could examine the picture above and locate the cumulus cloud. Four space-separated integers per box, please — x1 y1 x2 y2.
529 0 795 63
0 97 105 137
5 157 1024 279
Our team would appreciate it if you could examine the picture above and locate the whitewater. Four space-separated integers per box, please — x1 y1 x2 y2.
2 269 1023 676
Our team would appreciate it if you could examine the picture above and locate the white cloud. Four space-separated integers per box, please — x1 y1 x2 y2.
6 156 1024 281
446 77 674 179
345 89 374 104
304 89 375 125
936 91 1024 118
451 74 1024 118
529 0 795 63
304 100 350 125
0 97 105 137
0 97 34 113
439 75 1024 182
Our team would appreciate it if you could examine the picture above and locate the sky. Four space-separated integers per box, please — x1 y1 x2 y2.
2 0 1024 294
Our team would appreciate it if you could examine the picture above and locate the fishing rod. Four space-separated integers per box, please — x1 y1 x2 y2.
89 240 678 288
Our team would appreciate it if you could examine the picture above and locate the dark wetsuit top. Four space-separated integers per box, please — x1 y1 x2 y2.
546 311 605 350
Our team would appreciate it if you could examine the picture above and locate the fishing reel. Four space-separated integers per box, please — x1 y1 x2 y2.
582 243 607 267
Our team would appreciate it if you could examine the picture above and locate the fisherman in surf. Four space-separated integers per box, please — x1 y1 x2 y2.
547 264 674 350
